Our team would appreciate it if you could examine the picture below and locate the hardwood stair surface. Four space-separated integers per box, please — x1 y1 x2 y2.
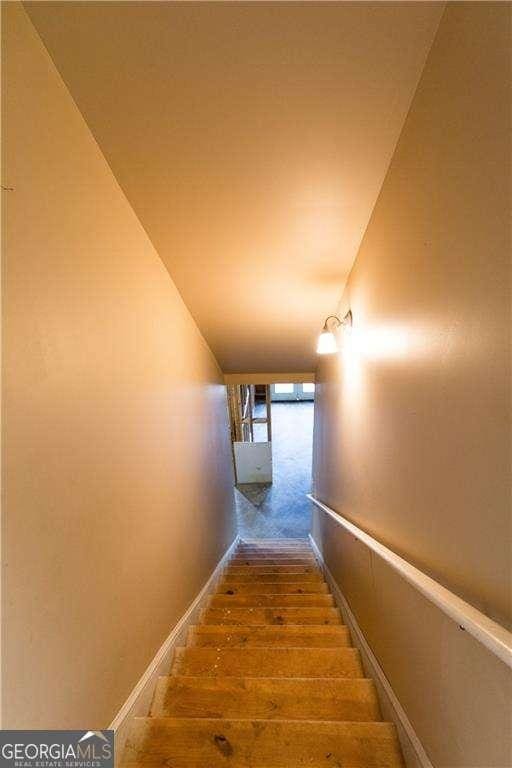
234 549 314 555
187 624 353 647
122 538 404 767
217 580 330 593
226 562 320 571
172 646 364 677
151 676 381 720
209 593 335 607
203 606 343 625
227 559 317 566
223 568 324 581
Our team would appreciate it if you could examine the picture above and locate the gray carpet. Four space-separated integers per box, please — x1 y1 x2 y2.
235 401 314 539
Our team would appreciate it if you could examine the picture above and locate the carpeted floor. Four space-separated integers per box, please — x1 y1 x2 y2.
235 401 314 539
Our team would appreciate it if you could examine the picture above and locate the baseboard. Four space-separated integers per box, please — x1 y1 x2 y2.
109 534 240 763
309 534 433 768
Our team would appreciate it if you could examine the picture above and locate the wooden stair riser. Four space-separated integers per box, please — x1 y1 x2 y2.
239 539 309 545
172 647 364 678
236 544 313 548
233 546 314 553
226 565 321 575
234 548 313 555
230 558 316 566
223 572 324 583
209 594 335 608
217 581 329 594
151 676 381 721
231 548 315 557
122 719 404 768
203 606 342 625
231 551 316 560
187 625 353 647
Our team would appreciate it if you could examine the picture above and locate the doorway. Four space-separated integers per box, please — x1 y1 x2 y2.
226 382 315 538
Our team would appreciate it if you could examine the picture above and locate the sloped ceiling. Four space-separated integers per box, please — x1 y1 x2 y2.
25 1 443 373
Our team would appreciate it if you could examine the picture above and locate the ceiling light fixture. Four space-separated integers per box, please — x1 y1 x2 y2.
316 310 353 354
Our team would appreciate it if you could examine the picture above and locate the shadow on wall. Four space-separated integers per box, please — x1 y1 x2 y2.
235 401 314 539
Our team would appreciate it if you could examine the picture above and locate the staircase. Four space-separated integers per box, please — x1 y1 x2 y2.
122 539 404 767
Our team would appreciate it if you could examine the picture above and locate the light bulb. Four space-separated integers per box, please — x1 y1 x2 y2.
316 330 338 354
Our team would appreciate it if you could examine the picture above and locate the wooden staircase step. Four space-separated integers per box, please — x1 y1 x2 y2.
230 557 316 565
232 551 314 557
234 552 313 558
151 676 381 721
235 547 313 554
237 539 311 544
217 581 329 594
226 564 321 575
187 625 352 647
234 545 313 552
223 571 324 583
122 718 404 767
203 606 342 625
240 539 309 545
233 555 314 561
172 646 363 677
210 594 334 608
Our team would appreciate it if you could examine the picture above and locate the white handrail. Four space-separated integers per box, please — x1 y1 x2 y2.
307 494 512 669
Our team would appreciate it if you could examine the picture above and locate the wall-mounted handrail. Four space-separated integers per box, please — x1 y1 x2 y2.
307 494 512 669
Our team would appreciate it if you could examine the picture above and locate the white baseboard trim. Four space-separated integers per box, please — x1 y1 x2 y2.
309 534 433 768
109 534 240 763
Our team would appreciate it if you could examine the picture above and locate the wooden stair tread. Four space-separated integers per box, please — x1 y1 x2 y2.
203 606 342 625
223 571 324 582
235 547 313 554
217 581 329 594
238 538 311 547
230 558 316 565
233 550 314 555
123 718 404 767
231 549 315 559
234 544 313 550
234 552 313 558
187 625 352 647
235 554 314 558
232 548 314 555
151 676 381 721
210 593 335 607
226 564 321 574
172 647 363 677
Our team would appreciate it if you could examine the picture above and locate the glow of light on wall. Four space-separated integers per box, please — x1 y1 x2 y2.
340 324 363 396
340 322 410 399
347 325 410 361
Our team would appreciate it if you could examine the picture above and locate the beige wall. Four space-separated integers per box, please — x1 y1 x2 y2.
2 3 235 728
312 3 511 766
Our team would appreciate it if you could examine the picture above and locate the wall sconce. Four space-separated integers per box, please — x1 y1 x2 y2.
316 310 352 354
